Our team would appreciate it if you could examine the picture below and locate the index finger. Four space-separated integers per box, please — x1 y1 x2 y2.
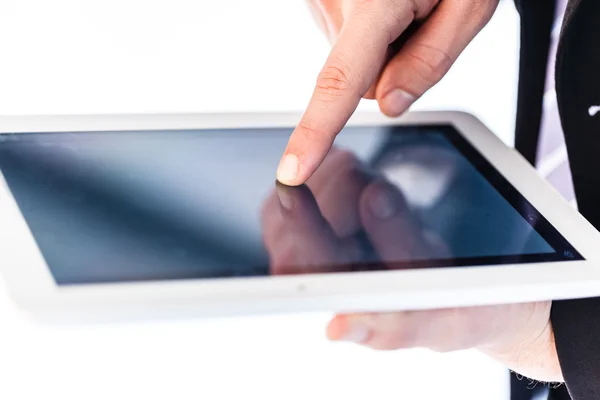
276 7 414 186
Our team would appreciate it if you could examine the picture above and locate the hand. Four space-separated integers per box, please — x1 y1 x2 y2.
276 0 499 186
327 301 562 382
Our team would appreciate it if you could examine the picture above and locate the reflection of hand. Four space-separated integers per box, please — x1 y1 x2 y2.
261 148 445 275
276 0 499 186
262 148 374 275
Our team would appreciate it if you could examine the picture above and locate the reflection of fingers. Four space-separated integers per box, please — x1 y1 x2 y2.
275 183 330 233
268 183 341 273
260 192 284 243
305 147 346 194
359 180 429 263
309 150 375 237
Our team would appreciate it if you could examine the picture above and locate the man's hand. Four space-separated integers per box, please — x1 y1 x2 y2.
276 0 499 185
327 301 562 383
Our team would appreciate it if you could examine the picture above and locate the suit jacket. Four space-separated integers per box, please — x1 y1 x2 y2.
514 1 600 399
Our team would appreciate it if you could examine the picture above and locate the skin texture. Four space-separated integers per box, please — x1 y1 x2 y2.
265 150 563 383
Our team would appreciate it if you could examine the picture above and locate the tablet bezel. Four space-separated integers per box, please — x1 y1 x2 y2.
1 111 600 323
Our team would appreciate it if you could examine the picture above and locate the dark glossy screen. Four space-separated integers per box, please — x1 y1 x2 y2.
0 125 581 285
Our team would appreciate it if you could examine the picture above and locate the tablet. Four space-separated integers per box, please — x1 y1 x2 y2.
1 111 600 323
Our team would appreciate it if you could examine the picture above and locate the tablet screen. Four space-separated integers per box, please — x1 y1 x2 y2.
0 124 581 285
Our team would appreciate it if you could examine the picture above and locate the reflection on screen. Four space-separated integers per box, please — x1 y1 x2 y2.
0 125 581 285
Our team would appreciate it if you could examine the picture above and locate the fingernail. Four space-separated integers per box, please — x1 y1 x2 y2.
339 324 371 344
382 89 415 116
277 154 299 184
368 185 398 220
276 184 293 211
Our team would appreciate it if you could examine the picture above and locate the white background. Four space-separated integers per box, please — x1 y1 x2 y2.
0 1 522 399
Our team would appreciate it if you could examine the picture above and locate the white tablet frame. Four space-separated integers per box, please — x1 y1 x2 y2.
1 111 600 324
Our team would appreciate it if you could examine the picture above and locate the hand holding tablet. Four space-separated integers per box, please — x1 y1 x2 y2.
0 111 599 324
0 111 598 384
266 145 561 383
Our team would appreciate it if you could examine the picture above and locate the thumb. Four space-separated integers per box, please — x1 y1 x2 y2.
376 0 498 116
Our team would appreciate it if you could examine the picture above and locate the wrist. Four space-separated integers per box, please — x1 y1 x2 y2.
490 322 563 383
478 302 563 383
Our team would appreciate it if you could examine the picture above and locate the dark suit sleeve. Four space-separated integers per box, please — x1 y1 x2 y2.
551 299 600 399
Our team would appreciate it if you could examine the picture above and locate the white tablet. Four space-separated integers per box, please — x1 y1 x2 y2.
1 111 600 324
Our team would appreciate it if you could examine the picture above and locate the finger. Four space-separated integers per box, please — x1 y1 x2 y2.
326 309 466 351
326 312 433 350
362 57 386 100
363 48 396 100
359 180 430 263
363 22 421 100
327 302 539 353
376 0 499 116
276 4 416 186
326 312 426 350
307 0 362 92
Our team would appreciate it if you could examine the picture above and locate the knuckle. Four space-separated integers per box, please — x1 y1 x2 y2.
297 117 332 143
404 43 454 87
316 63 353 98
